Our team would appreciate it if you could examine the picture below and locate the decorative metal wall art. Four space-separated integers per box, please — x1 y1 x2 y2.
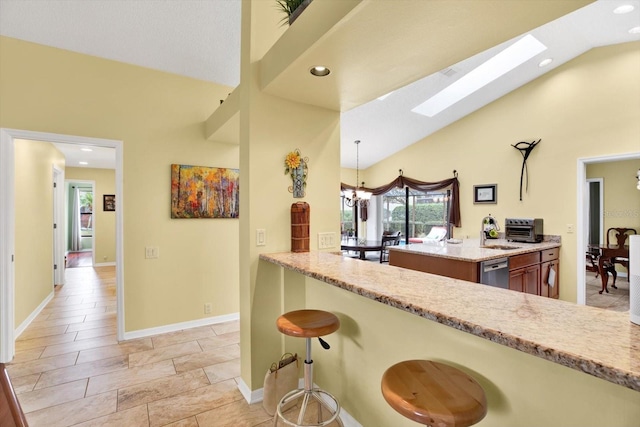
284 149 308 198
511 139 541 201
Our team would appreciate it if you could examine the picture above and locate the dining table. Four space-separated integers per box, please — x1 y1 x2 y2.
341 238 382 260
597 244 629 294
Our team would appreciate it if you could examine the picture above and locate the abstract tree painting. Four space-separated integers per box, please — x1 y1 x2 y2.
171 164 239 218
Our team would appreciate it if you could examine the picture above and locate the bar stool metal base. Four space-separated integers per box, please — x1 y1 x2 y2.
274 387 342 427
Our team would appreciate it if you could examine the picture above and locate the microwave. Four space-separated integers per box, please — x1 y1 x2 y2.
505 218 543 243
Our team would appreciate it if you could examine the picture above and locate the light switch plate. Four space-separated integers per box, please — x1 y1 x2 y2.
318 232 336 249
256 229 266 246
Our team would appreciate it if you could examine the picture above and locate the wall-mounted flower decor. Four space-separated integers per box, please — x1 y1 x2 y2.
284 149 308 198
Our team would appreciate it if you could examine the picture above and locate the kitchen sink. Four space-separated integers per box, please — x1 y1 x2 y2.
481 244 521 250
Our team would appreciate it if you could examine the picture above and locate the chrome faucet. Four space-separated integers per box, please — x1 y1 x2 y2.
480 214 496 247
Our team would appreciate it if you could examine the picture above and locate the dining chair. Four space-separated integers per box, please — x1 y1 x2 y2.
380 232 401 263
605 227 637 279
585 246 600 278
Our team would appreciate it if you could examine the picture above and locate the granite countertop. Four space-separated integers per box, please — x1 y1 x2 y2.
259 251 640 392
389 237 561 262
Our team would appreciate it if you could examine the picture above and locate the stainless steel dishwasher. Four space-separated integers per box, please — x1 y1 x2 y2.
480 257 509 289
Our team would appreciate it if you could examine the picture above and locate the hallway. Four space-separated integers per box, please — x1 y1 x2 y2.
6 266 271 426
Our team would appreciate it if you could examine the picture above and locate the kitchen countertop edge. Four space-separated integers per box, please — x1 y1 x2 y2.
259 250 640 392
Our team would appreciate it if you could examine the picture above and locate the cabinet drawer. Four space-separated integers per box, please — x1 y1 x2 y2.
541 248 559 262
509 252 540 270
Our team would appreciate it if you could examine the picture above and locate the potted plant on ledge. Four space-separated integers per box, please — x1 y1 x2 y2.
276 0 313 26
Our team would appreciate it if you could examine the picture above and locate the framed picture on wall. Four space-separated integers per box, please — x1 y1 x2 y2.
103 194 115 211
473 184 497 204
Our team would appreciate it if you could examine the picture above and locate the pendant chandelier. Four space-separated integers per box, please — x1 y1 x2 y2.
343 140 372 207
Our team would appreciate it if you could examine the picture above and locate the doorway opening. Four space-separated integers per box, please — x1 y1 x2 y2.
0 128 124 363
66 181 96 268
577 152 640 310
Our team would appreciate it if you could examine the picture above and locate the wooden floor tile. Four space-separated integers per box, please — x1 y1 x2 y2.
117 368 210 411
19 378 88 413
196 398 272 427
12 266 284 427
7 352 78 378
151 325 216 349
147 380 242 427
73 403 149 427
40 334 118 358
76 338 154 365
197 331 240 351
173 344 240 373
203 359 241 384
128 340 202 367
86 360 176 396
25 390 117 427
34 355 128 390
211 320 240 336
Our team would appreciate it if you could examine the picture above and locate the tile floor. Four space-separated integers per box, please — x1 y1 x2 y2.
7 266 276 427
585 270 630 312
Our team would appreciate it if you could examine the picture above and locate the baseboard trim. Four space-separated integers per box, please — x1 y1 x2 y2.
237 377 263 404
14 291 54 338
122 312 239 341
236 378 362 427
93 262 116 267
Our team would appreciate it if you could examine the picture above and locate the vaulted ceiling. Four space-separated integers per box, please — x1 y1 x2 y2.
1 0 638 169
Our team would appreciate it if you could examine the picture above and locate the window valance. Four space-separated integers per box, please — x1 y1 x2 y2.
341 174 461 227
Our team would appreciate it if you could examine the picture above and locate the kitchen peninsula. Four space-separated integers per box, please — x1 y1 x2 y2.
259 251 639 426
389 238 561 298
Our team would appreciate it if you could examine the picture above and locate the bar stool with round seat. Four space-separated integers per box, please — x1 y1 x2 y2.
381 360 487 427
274 309 343 427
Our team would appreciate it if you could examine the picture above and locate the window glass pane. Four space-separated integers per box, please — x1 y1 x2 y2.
340 196 355 236
381 188 450 239
79 189 93 231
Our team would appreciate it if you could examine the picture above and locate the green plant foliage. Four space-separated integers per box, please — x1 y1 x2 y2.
275 0 306 25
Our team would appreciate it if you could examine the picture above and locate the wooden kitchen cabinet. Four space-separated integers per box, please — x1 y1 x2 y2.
509 265 540 294
540 248 560 299
509 248 559 298
389 251 479 282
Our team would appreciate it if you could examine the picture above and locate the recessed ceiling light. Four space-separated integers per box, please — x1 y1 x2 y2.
80 148 93 152
412 34 547 117
538 58 553 67
310 66 330 77
613 4 634 14
79 161 88 165
630 26 640 34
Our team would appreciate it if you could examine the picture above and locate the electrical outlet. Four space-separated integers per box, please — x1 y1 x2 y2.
318 232 336 249
566 224 575 234
145 247 159 259
204 303 212 314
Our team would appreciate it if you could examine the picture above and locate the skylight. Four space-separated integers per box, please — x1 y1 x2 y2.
412 34 547 117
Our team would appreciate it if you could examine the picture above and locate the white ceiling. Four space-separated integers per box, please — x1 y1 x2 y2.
1 0 638 170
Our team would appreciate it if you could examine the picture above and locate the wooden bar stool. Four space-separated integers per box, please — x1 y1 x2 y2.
381 360 487 427
275 309 343 427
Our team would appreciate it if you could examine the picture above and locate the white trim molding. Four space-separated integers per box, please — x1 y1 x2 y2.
122 312 240 341
14 291 55 338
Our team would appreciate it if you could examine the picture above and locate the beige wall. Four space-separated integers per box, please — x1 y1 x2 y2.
0 36 240 331
238 0 342 389
361 42 640 302
14 140 65 327
65 167 116 264
300 274 640 426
